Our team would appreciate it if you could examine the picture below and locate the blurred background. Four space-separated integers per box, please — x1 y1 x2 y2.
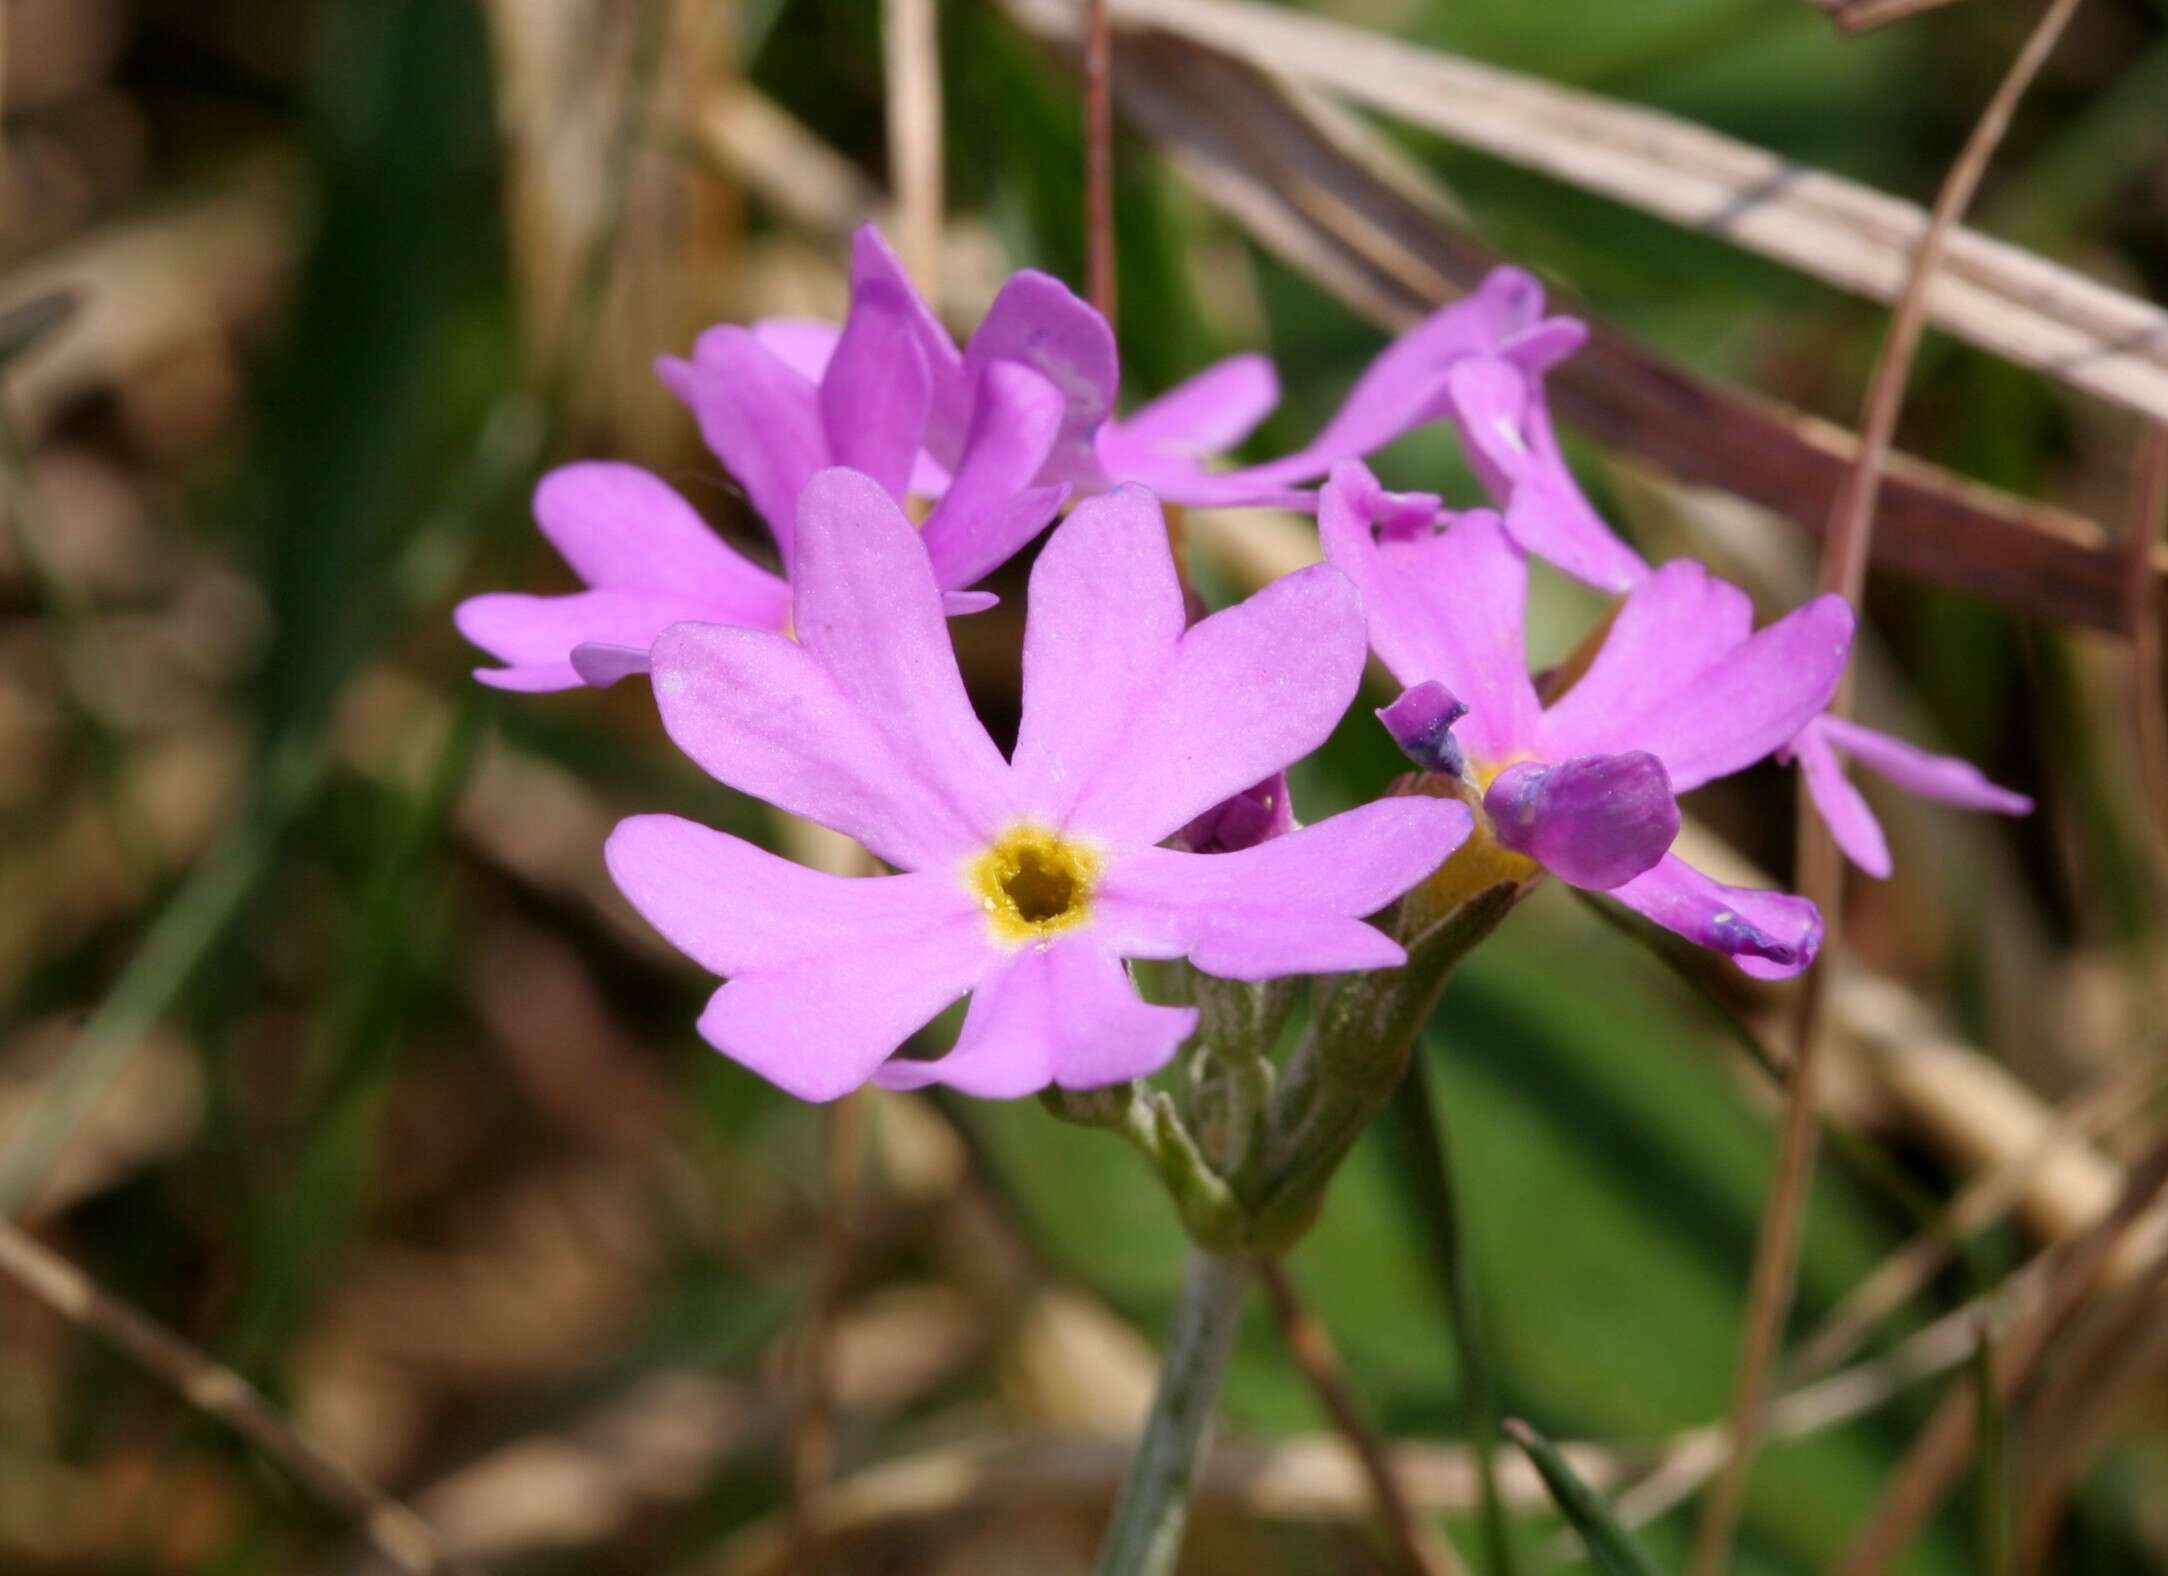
1 0 2165 1571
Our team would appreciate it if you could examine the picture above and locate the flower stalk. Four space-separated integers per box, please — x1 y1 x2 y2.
1094 1246 1251 1576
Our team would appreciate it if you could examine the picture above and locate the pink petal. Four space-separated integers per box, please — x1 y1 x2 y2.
1484 752 1679 891
1814 715 2032 816
649 472 1014 868
1544 572 1852 793
1443 359 1646 595
1627 594 1854 792
665 328 829 566
1102 354 1280 464
919 358 1069 590
850 225 970 465
875 940 1196 1097
1009 485 1187 813
1012 486 1368 847
750 317 840 383
1096 797 1472 979
569 642 651 688
605 815 992 1101
1792 720 1892 879
1608 854 1822 978
961 270 1118 487
820 274 933 499
1228 273 1530 489
457 587 744 692
1540 559 1754 757
533 462 790 609
1318 461 1541 766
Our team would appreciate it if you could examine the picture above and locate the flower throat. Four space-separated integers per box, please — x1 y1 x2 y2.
970 825 1099 944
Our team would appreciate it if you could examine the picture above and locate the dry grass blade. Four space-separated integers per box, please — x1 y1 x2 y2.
883 0 943 301
2126 426 2168 877
1700 9 2087 1565
1259 1262 1467 1576
1085 0 1116 322
1102 0 2168 428
997 0 2162 633
1790 1056 2163 1384
790 1089 869 1566
1836 1132 2168 1576
713 1431 1628 1574
0 1221 459 1575
2012 1252 2168 1567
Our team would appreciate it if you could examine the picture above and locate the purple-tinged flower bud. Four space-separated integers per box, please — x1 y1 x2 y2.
1171 772 1296 854
1377 681 1468 778
1483 751 1679 891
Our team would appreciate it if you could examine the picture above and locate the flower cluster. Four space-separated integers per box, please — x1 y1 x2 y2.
458 227 2029 1102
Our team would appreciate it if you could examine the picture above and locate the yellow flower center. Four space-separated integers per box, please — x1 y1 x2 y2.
967 824 1101 945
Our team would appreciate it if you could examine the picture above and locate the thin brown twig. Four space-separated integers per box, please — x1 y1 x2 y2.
1084 0 1116 324
0 1220 459 1574
1836 1130 2168 1576
1692 4 2084 1570
1790 1055 2163 1384
2012 1246 2168 1567
1258 1261 1467 1576
881 0 944 306
790 1090 868 1570
2124 426 2168 885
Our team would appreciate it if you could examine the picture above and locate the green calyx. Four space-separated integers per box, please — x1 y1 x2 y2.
1045 807 1530 1258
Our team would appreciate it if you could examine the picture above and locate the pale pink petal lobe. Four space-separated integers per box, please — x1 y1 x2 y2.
1793 722 1893 879
1010 486 1189 817
875 941 1196 1097
605 814 991 1102
665 329 828 564
1319 462 1541 765
961 271 1118 485
1095 797 1472 978
1815 715 2032 816
1101 354 1280 465
1065 560 1368 847
820 277 933 499
457 588 739 692
1625 594 1854 792
1609 854 1822 978
1538 559 1754 760
787 468 1013 833
920 359 1069 589
850 225 969 463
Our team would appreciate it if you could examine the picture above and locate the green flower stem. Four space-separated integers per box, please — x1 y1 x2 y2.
1094 1246 1251 1576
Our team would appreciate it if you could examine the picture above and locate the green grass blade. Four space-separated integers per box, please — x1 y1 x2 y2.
1504 1418 1668 1576
1388 1059 1517 1576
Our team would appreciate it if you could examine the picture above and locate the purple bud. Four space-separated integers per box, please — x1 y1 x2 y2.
1171 772 1297 854
1377 681 1469 777
1484 751 1679 891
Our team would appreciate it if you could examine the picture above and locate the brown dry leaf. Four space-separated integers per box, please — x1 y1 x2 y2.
1111 0 2168 427
1001 0 2165 633
0 1020 200 1221
0 156 296 451
481 0 740 458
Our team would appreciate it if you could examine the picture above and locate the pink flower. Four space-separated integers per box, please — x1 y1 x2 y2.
1323 461 1851 977
1413 277 2033 876
760 234 1590 512
604 468 1471 1101
455 230 1070 691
